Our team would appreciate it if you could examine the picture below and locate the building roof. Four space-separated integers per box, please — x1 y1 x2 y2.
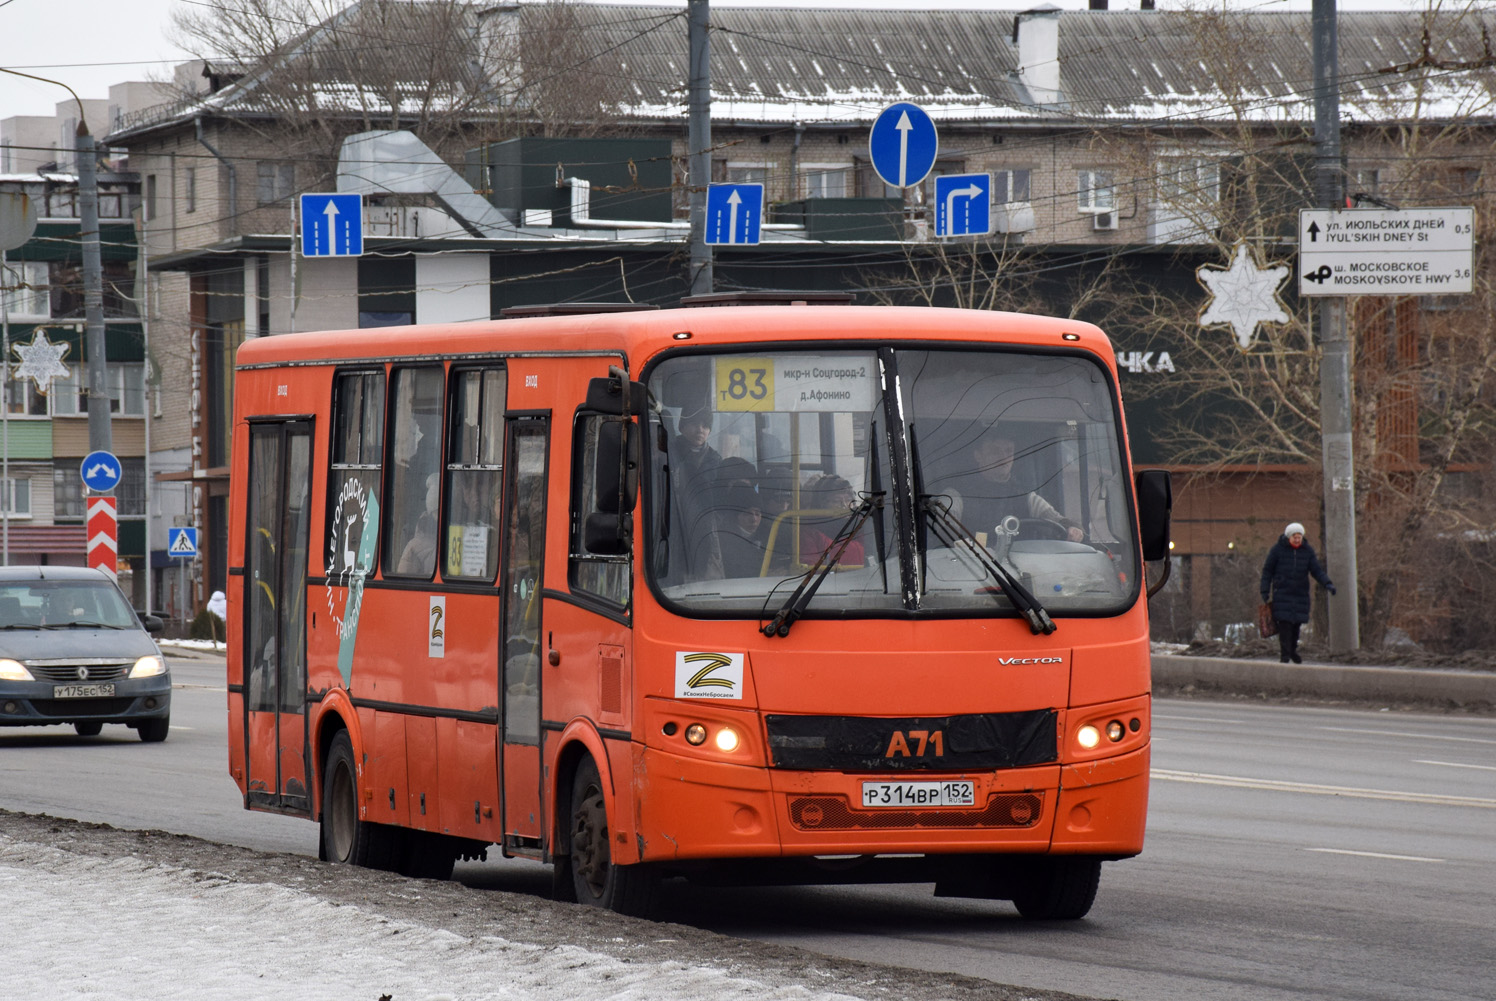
106 2 1495 141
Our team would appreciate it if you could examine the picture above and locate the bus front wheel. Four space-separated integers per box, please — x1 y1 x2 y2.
566 757 657 917
1009 857 1102 920
321 730 401 871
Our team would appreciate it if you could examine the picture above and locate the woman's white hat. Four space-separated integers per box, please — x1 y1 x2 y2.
1285 522 1306 537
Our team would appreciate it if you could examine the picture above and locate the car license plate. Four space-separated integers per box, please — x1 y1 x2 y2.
860 780 975 808
52 683 115 699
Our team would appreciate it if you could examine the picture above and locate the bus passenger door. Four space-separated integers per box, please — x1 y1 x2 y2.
500 418 548 853
242 420 314 814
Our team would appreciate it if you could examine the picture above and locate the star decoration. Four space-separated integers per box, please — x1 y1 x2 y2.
1197 243 1291 350
10 327 72 392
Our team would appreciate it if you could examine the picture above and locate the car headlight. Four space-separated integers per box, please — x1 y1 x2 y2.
128 655 166 679
0 658 33 681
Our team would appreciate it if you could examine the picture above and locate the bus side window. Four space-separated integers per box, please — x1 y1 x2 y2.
384 366 446 578
570 414 631 607
443 367 505 580
326 370 385 580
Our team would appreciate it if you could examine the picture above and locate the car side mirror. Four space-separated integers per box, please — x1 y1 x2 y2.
138 612 165 635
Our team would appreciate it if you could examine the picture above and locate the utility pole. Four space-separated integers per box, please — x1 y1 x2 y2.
77 120 112 460
687 0 713 295
1312 0 1359 650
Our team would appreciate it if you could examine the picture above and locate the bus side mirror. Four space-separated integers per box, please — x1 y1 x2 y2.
595 419 640 515
585 373 650 416
1135 469 1172 562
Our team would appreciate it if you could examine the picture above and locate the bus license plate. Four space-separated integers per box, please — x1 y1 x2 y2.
861 780 975 808
53 683 115 699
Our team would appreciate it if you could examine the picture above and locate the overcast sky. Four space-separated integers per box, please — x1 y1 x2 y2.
0 0 1453 124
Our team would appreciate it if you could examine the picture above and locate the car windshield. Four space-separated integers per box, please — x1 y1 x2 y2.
645 346 1137 619
0 580 140 629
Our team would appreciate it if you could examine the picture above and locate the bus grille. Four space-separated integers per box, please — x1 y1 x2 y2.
788 793 1044 831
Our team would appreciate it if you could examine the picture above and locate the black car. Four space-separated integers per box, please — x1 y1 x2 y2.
0 566 171 741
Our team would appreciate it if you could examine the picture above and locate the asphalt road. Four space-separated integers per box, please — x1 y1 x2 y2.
2 650 1492 1001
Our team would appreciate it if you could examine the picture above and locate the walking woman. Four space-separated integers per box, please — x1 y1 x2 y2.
1260 522 1337 663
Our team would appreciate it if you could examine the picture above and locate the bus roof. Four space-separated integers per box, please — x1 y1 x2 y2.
235 305 1114 370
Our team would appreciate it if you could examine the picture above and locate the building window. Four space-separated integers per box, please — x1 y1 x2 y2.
919 158 968 205
51 464 85 520
994 169 1032 204
256 161 295 205
1 477 31 518
1157 156 1220 205
802 164 851 199
184 167 196 213
146 174 157 221
4 375 49 417
1 261 49 317
49 362 146 417
1077 169 1116 213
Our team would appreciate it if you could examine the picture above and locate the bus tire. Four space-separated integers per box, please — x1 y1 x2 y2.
1010 857 1102 920
321 730 402 871
566 757 657 917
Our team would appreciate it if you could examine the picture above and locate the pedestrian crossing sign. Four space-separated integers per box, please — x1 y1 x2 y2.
168 527 199 558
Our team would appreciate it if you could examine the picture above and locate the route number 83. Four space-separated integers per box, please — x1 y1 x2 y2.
715 357 775 411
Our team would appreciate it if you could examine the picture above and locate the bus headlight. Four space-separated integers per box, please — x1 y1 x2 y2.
713 726 740 752
0 658 33 681
129 656 166 678
1076 724 1101 750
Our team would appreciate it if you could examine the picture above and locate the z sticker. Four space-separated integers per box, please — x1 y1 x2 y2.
675 651 745 699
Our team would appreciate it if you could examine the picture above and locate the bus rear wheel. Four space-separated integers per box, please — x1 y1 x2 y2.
566 757 657 917
1009 857 1102 920
321 730 401 871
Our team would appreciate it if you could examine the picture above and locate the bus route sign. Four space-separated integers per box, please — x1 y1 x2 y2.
1298 207 1474 296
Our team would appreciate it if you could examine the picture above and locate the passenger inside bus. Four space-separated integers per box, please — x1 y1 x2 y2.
705 459 767 578
396 472 441 575
798 473 866 568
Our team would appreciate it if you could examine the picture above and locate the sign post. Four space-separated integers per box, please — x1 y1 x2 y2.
1298 207 1474 296
81 449 122 578
167 527 198 627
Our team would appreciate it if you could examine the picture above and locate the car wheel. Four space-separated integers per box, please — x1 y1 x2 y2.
1010 857 1102 920
73 721 103 737
137 716 170 743
320 730 402 870
566 757 657 916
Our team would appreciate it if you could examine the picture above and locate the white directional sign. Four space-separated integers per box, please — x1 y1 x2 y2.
933 173 991 238
300 193 364 257
1298 207 1474 296
706 183 764 245
167 526 199 558
868 103 938 190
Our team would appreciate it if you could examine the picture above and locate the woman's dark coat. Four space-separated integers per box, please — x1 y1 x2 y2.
1260 536 1334 624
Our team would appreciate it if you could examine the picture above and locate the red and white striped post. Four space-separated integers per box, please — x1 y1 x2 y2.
86 495 117 579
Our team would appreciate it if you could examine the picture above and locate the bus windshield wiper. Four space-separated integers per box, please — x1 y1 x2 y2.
762 493 882 639
921 494 1056 636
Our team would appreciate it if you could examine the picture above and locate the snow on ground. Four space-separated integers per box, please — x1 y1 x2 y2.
0 832 866 1001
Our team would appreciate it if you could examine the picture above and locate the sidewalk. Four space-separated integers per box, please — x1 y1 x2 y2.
1152 649 1496 708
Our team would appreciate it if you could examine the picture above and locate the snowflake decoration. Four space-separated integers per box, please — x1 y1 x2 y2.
1197 243 1291 350
10 326 72 392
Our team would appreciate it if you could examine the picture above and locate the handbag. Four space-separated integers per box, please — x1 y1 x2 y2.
1257 602 1278 639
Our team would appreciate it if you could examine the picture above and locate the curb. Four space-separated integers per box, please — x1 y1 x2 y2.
1152 653 1496 706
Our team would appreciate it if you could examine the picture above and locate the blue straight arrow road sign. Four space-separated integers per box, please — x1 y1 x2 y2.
868 103 938 190
933 173 992 238
706 184 764 245
300 193 364 257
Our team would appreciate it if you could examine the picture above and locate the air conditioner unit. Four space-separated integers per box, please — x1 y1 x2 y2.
1091 210 1117 231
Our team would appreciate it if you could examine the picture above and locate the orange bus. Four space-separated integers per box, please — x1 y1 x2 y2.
227 298 1171 919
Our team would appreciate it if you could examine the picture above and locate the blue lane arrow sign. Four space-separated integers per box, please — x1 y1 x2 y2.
300 193 364 257
80 450 123 493
934 173 992 238
868 103 938 190
706 183 764 245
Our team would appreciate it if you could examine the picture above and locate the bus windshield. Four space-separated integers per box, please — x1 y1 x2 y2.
646 346 1137 618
